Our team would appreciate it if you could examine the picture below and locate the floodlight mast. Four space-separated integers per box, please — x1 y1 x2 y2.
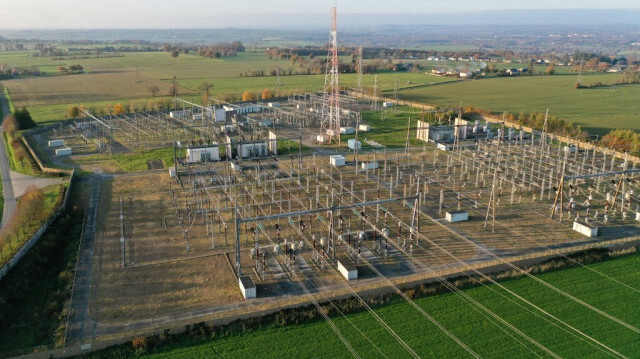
321 7 341 146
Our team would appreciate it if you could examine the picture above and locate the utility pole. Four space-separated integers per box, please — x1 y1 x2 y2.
393 76 399 104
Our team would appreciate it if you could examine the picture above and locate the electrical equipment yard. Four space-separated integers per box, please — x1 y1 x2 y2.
33 92 639 341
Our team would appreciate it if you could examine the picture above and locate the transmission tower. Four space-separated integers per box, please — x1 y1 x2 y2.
373 74 379 110
356 46 363 91
321 7 341 145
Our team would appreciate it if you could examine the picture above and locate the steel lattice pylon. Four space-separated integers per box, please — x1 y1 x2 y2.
321 7 341 145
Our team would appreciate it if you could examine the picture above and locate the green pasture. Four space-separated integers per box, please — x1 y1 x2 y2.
127 253 640 358
396 72 640 134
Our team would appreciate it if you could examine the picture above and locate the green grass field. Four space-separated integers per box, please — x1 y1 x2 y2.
339 106 426 148
396 72 640 134
2 50 638 136
131 253 640 358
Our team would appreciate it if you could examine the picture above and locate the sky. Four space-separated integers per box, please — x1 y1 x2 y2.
3 0 640 29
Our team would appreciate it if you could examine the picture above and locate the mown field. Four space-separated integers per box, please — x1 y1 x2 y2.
122 253 640 358
339 106 426 148
396 72 640 134
5 71 193 107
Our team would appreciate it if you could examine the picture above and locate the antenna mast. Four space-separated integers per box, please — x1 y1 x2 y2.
321 7 341 145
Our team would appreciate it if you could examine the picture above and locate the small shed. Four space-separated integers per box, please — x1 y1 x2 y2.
316 135 326 143
239 275 256 299
382 102 394 108
330 155 345 167
337 259 357 280
347 139 361 150
446 210 468 223
358 124 370 132
340 127 355 135
437 143 454 151
48 139 65 147
168 166 176 178
573 221 598 237
230 162 241 171
169 110 188 119
55 148 72 156
361 161 379 170
267 102 280 108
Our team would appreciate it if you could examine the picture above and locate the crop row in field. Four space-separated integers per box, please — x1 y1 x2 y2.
130 253 640 358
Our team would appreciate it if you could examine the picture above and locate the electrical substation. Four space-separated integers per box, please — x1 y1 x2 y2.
35 6 640 338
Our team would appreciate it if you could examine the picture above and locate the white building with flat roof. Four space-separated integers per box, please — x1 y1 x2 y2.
186 145 220 163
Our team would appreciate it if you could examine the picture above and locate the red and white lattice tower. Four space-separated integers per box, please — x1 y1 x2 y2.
321 7 341 145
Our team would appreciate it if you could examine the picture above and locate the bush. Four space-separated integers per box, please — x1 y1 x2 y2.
131 336 147 351
2 114 18 135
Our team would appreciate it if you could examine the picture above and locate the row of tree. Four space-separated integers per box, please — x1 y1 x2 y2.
0 186 49 264
241 89 273 102
161 41 245 59
68 98 178 118
56 64 83 75
601 129 640 155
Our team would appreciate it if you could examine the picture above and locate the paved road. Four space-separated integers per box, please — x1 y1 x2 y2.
0 92 16 228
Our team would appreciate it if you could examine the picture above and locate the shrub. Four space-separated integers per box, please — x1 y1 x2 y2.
2 114 18 135
131 336 147 350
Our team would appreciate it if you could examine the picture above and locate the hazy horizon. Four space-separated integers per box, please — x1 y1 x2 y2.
2 0 640 30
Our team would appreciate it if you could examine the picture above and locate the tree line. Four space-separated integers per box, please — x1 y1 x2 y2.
161 41 245 59
0 185 64 265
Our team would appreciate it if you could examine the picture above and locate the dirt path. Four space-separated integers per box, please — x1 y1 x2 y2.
66 175 103 344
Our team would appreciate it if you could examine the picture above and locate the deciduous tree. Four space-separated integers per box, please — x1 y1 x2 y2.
261 89 273 100
113 103 125 115
241 90 256 102
68 106 80 118
545 65 555 75
149 85 160 98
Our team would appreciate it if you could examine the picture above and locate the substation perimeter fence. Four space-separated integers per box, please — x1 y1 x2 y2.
11 235 639 359
21 120 76 176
